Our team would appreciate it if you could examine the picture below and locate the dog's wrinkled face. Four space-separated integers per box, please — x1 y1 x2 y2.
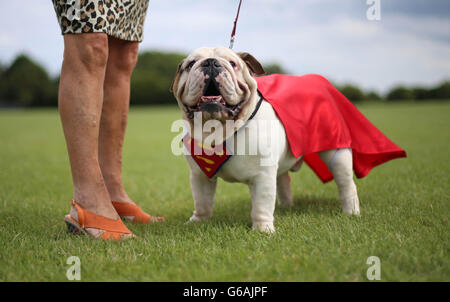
172 47 265 122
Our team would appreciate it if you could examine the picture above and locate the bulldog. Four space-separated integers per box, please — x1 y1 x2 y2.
171 46 361 233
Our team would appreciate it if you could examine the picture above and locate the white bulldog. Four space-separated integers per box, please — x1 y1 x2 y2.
171 47 360 233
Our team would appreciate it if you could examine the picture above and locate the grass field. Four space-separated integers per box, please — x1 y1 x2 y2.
0 102 449 281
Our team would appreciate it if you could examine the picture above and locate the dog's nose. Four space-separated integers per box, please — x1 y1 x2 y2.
201 58 221 68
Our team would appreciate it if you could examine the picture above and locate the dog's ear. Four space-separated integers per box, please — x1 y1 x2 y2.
237 52 265 76
170 59 185 93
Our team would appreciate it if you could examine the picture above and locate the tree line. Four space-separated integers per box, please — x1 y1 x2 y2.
0 52 448 107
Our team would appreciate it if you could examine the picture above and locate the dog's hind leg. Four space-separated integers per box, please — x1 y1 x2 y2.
277 172 294 208
319 148 360 215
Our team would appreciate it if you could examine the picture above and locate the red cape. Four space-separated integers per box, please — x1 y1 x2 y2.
255 74 407 183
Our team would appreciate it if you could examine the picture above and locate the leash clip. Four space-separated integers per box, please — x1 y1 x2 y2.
229 36 235 49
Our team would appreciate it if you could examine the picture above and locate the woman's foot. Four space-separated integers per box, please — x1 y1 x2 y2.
112 200 165 223
103 182 164 223
66 200 135 241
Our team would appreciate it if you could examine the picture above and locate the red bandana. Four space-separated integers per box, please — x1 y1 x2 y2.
183 134 232 178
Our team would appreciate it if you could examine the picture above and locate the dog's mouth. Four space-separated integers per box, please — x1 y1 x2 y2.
184 80 244 119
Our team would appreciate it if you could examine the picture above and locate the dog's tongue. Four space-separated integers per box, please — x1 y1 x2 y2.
200 96 226 105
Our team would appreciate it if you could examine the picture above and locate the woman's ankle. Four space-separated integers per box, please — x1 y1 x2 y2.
73 187 119 219
102 179 136 205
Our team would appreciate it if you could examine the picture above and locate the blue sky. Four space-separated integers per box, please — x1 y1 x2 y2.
0 0 449 93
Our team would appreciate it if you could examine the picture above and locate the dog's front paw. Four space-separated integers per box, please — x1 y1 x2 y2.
252 222 275 233
341 195 360 216
343 207 360 216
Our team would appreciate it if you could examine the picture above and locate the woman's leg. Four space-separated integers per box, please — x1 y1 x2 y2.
59 33 119 222
99 37 139 204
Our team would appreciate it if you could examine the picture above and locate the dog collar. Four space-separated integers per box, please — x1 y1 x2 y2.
183 93 264 178
246 92 263 123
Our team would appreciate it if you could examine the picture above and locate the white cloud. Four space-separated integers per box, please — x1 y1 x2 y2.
0 32 16 48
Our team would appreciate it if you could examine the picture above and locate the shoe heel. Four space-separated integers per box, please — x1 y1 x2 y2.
65 219 82 235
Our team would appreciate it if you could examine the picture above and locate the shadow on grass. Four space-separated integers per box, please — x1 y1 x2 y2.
277 195 341 216
158 195 343 233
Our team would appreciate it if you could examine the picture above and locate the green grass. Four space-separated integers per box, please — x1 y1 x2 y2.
0 102 449 281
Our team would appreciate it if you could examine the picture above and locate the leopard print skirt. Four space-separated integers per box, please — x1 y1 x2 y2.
52 0 149 42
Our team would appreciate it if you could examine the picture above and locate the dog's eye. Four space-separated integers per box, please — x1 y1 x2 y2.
229 61 236 68
186 60 196 70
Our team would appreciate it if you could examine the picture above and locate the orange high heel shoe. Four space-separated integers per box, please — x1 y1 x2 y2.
64 200 135 241
111 201 165 224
